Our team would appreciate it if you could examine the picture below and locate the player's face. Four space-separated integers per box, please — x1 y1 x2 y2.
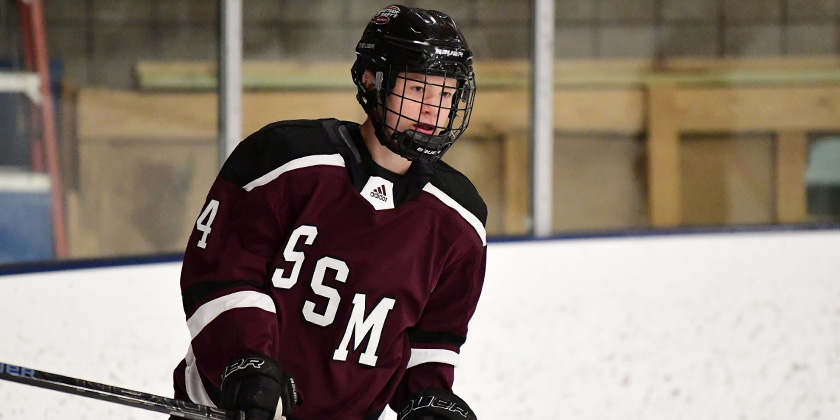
383 72 457 136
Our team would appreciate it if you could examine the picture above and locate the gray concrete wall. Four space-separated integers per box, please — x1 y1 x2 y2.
7 0 834 88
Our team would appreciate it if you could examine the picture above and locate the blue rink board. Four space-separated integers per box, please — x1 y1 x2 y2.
0 189 54 264
1 222 839 277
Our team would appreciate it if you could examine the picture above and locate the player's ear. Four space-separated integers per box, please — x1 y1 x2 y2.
362 70 376 90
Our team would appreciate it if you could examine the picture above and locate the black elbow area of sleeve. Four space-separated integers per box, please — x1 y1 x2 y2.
397 388 477 420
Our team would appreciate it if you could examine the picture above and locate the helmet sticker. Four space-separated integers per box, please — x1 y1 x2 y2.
373 5 400 25
375 71 384 90
434 47 464 58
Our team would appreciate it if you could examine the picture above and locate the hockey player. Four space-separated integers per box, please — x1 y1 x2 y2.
171 5 485 420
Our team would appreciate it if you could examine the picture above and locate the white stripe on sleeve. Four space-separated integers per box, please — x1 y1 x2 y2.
406 348 460 369
186 290 277 339
243 154 345 191
184 345 216 407
422 183 487 246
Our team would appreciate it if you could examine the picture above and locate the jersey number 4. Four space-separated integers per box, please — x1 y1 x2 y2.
195 199 219 249
272 225 396 367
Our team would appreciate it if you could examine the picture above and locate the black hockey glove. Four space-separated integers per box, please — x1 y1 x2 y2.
397 388 477 420
220 353 297 420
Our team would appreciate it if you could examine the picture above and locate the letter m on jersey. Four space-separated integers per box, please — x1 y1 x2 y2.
333 293 396 366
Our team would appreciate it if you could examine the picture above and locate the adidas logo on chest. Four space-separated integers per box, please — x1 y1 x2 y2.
370 186 387 202
360 176 395 210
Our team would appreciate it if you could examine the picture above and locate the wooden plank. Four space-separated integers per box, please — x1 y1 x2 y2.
136 58 840 90
554 89 645 133
74 141 110 256
135 60 355 91
77 86 645 141
679 135 775 225
552 134 648 230
75 138 219 257
502 133 530 235
553 57 840 88
775 131 809 223
675 86 840 132
647 83 682 227
136 60 534 91
77 88 536 140
470 90 531 131
77 89 217 140
136 60 535 91
77 89 363 140
242 92 363 135
553 56 840 73
473 89 645 133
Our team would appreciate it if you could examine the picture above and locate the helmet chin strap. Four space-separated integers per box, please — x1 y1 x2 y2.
394 129 451 163
359 88 395 151
368 111 450 163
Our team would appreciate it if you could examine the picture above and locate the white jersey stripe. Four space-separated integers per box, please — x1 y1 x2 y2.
243 154 345 191
406 348 460 369
422 183 487 246
184 345 216 407
186 291 277 339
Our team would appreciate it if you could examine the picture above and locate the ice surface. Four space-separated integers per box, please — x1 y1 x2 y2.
1 230 839 419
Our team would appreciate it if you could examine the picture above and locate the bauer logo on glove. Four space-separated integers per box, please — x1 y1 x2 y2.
398 388 476 420
220 354 298 420
223 358 266 380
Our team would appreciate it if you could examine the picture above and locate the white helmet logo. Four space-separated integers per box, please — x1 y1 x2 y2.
373 5 400 24
434 47 463 57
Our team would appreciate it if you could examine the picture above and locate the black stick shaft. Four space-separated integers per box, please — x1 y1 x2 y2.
0 362 241 420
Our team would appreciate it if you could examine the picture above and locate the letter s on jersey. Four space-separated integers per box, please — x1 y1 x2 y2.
272 225 317 289
271 225 396 367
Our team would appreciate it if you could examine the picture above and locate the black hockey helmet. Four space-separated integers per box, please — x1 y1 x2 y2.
352 4 476 163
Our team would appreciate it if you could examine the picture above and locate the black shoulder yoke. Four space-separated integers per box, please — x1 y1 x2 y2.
219 119 339 187
429 160 488 226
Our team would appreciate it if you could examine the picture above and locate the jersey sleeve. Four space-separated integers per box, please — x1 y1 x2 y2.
177 120 345 406
178 134 290 405
390 241 487 409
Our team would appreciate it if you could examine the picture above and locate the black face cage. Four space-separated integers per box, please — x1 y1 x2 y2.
362 63 476 163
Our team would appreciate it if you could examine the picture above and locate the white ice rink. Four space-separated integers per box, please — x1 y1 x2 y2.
1 229 839 419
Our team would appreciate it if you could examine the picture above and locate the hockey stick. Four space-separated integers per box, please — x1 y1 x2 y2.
0 361 243 420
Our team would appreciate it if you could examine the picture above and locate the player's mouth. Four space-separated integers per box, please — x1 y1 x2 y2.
415 122 436 134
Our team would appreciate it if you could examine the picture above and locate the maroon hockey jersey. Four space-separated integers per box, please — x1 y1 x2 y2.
172 119 487 420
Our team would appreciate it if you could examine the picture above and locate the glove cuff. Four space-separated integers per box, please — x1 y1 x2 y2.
220 353 297 419
397 388 477 420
